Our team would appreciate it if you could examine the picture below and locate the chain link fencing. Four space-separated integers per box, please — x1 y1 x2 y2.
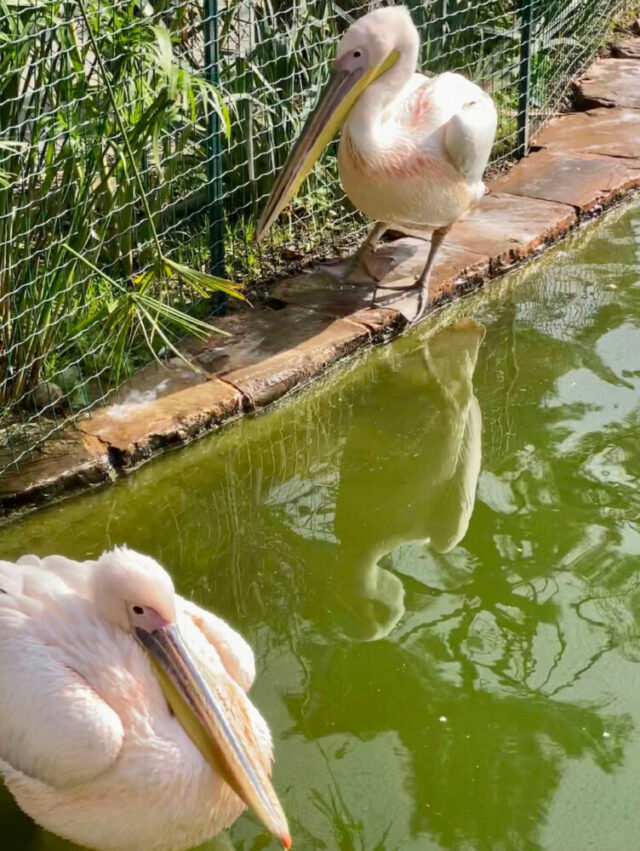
0 0 631 477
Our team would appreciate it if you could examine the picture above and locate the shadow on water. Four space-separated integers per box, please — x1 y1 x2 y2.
2 203 640 849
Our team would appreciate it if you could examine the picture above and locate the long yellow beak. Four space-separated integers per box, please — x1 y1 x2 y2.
255 51 399 242
135 623 291 849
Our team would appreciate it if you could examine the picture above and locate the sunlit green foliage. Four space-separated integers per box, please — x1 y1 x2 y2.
0 0 236 408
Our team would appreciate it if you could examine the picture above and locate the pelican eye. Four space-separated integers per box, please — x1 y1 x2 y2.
133 605 144 615
353 50 362 58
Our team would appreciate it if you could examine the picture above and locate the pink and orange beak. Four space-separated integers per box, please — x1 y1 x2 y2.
135 622 291 849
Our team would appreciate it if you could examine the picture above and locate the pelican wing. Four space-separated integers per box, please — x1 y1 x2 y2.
444 94 497 186
13 553 95 598
0 559 124 789
179 596 256 693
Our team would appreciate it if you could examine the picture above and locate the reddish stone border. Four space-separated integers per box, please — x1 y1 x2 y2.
3 36 640 519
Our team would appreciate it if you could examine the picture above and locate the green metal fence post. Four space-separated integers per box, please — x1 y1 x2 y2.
516 0 533 159
203 0 226 312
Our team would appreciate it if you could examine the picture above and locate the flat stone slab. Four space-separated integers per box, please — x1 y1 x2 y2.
101 356 207 410
271 237 489 322
271 270 376 317
82 379 242 467
0 431 110 514
183 305 374 407
611 37 640 59
533 108 640 159
375 238 490 319
347 307 407 340
448 192 576 269
574 58 640 109
491 149 640 211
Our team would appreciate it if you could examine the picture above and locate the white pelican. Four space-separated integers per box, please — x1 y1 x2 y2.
0 548 291 851
257 6 497 292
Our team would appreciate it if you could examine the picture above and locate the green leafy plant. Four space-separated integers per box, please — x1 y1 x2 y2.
0 0 239 410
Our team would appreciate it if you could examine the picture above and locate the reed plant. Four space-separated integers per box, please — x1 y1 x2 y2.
0 0 237 411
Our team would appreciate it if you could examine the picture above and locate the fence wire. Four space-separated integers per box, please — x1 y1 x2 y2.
0 0 631 478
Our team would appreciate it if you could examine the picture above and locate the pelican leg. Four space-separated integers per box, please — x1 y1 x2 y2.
360 221 388 255
415 224 451 289
342 221 389 283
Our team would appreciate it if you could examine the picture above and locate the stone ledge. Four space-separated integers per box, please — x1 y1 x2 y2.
611 37 640 60
3 35 640 518
574 58 640 108
182 305 376 408
269 191 578 322
533 108 640 159
449 192 577 270
490 149 640 212
0 432 111 513
270 238 490 323
80 379 243 469
347 307 408 341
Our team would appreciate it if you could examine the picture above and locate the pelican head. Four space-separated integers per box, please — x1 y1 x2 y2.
256 6 418 240
93 548 291 850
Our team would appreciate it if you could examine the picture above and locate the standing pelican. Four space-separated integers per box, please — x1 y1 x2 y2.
0 548 291 851
257 6 497 292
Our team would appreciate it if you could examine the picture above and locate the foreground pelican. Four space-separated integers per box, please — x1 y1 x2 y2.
257 6 497 291
0 548 290 851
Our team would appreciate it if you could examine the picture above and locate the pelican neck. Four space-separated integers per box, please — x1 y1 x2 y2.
344 45 417 143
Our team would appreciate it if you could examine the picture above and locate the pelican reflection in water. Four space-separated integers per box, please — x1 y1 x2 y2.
290 317 485 642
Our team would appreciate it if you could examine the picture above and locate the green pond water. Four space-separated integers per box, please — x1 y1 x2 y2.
2 203 640 851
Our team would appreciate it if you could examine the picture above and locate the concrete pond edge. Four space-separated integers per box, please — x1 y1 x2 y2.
3 35 640 521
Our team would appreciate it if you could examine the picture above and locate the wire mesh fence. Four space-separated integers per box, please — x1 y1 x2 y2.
0 0 631 477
